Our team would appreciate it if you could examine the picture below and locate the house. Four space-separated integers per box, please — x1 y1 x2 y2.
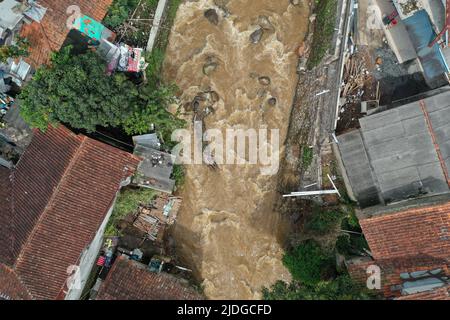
19 0 113 68
337 87 450 299
96 256 203 300
0 125 141 300
370 0 450 88
346 197 450 299
337 89 450 208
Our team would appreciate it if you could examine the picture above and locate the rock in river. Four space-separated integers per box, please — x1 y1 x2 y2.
250 28 264 44
203 62 218 76
258 76 271 86
204 9 219 25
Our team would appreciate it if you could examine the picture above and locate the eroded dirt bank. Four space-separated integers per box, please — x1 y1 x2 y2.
163 0 310 299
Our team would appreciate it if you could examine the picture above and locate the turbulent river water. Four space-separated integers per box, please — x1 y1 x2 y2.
163 0 310 299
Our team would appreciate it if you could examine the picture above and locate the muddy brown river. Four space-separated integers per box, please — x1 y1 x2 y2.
164 0 310 299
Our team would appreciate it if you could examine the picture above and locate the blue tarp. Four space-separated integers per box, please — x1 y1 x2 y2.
403 10 449 83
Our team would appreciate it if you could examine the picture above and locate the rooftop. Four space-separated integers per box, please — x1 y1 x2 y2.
20 0 113 68
133 144 176 194
0 125 140 300
96 256 203 300
338 89 450 207
347 200 449 299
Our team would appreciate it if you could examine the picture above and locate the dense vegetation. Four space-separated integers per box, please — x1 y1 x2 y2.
105 187 156 236
0 38 29 63
305 207 343 235
104 0 142 28
307 0 338 69
19 47 184 142
263 198 376 300
264 239 378 300
262 275 377 300
282 240 336 285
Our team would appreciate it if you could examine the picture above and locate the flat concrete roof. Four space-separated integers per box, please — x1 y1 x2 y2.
338 90 450 207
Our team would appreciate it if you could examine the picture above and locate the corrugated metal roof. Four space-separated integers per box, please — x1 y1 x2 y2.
403 10 449 85
338 90 450 207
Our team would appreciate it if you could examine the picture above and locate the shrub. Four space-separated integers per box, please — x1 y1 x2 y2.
282 240 335 285
263 275 379 300
103 0 140 29
305 208 343 235
335 234 352 256
105 187 156 236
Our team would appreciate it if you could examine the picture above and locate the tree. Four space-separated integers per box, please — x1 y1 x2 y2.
0 38 29 63
305 207 343 235
19 46 183 139
282 240 335 285
262 275 379 300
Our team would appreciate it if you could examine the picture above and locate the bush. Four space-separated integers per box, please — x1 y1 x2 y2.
103 0 140 29
263 275 379 300
19 47 184 144
0 37 29 63
305 208 343 235
105 187 156 236
335 234 352 256
282 240 335 285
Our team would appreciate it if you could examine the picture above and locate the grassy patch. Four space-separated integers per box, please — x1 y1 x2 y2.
307 0 338 69
171 164 186 188
301 146 314 170
105 187 157 236
155 0 182 53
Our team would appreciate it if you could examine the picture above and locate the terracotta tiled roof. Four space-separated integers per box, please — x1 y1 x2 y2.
96 257 204 300
0 265 31 300
0 167 13 266
348 203 450 299
21 0 113 68
360 203 450 262
0 125 140 300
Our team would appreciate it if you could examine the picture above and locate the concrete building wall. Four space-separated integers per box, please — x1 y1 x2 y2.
64 195 118 300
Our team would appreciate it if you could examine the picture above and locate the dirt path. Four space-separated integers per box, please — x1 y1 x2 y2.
163 0 310 299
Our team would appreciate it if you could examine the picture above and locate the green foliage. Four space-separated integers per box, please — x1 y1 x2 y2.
305 207 343 235
103 0 140 28
105 187 156 236
335 234 352 256
171 164 185 187
307 0 338 69
19 47 139 132
145 48 166 83
0 38 29 63
301 146 313 169
19 47 184 143
155 0 182 52
122 82 185 144
283 240 335 285
262 275 379 300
